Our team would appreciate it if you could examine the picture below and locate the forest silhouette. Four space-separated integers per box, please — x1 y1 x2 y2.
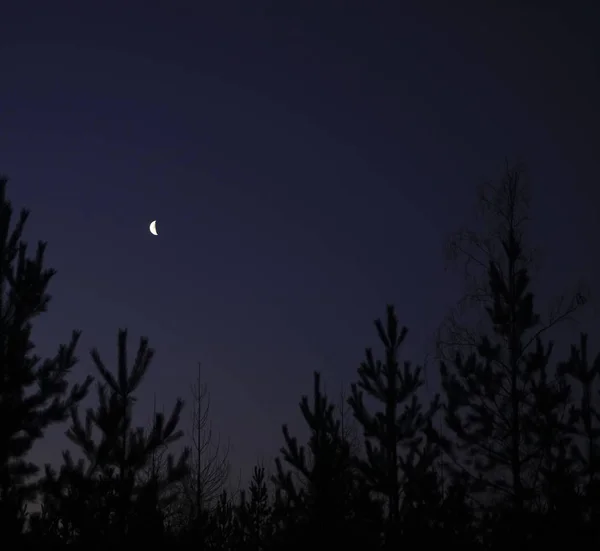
0 163 598 549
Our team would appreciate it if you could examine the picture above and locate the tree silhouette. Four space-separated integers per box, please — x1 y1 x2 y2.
559 334 600 486
348 305 441 548
557 333 600 539
439 164 582 516
5 159 597 548
0 176 92 537
399 468 478 548
35 329 189 545
273 371 380 549
236 464 272 551
437 161 586 364
337 384 361 457
172 362 230 537
207 490 239 550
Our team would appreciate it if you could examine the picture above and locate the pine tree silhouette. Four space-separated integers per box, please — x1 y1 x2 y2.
36 329 189 545
236 464 272 551
208 490 238 549
557 333 600 541
0 176 92 537
273 371 380 549
559 335 600 486
348 305 441 549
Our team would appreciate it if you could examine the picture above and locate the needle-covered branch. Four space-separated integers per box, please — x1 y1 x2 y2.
0 177 92 535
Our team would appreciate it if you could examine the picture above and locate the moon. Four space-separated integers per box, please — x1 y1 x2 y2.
149 220 158 236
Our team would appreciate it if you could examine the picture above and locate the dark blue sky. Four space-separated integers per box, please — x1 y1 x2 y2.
2 2 599 482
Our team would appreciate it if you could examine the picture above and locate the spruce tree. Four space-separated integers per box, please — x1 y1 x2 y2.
348 305 441 548
0 176 92 535
438 164 583 514
273 371 380 549
38 329 189 545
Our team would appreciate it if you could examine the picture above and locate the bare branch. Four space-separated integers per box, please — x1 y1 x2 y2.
176 364 230 525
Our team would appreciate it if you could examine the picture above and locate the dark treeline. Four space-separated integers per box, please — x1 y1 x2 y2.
1 164 598 549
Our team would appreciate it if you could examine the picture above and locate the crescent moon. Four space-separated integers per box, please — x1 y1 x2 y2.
149 220 158 236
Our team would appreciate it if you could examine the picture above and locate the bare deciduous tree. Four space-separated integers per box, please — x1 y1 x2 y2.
178 363 230 524
436 159 587 363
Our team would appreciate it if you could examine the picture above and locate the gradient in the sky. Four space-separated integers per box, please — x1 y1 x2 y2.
1 2 599 483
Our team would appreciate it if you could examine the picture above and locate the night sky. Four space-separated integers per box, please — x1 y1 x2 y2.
2 2 599 485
